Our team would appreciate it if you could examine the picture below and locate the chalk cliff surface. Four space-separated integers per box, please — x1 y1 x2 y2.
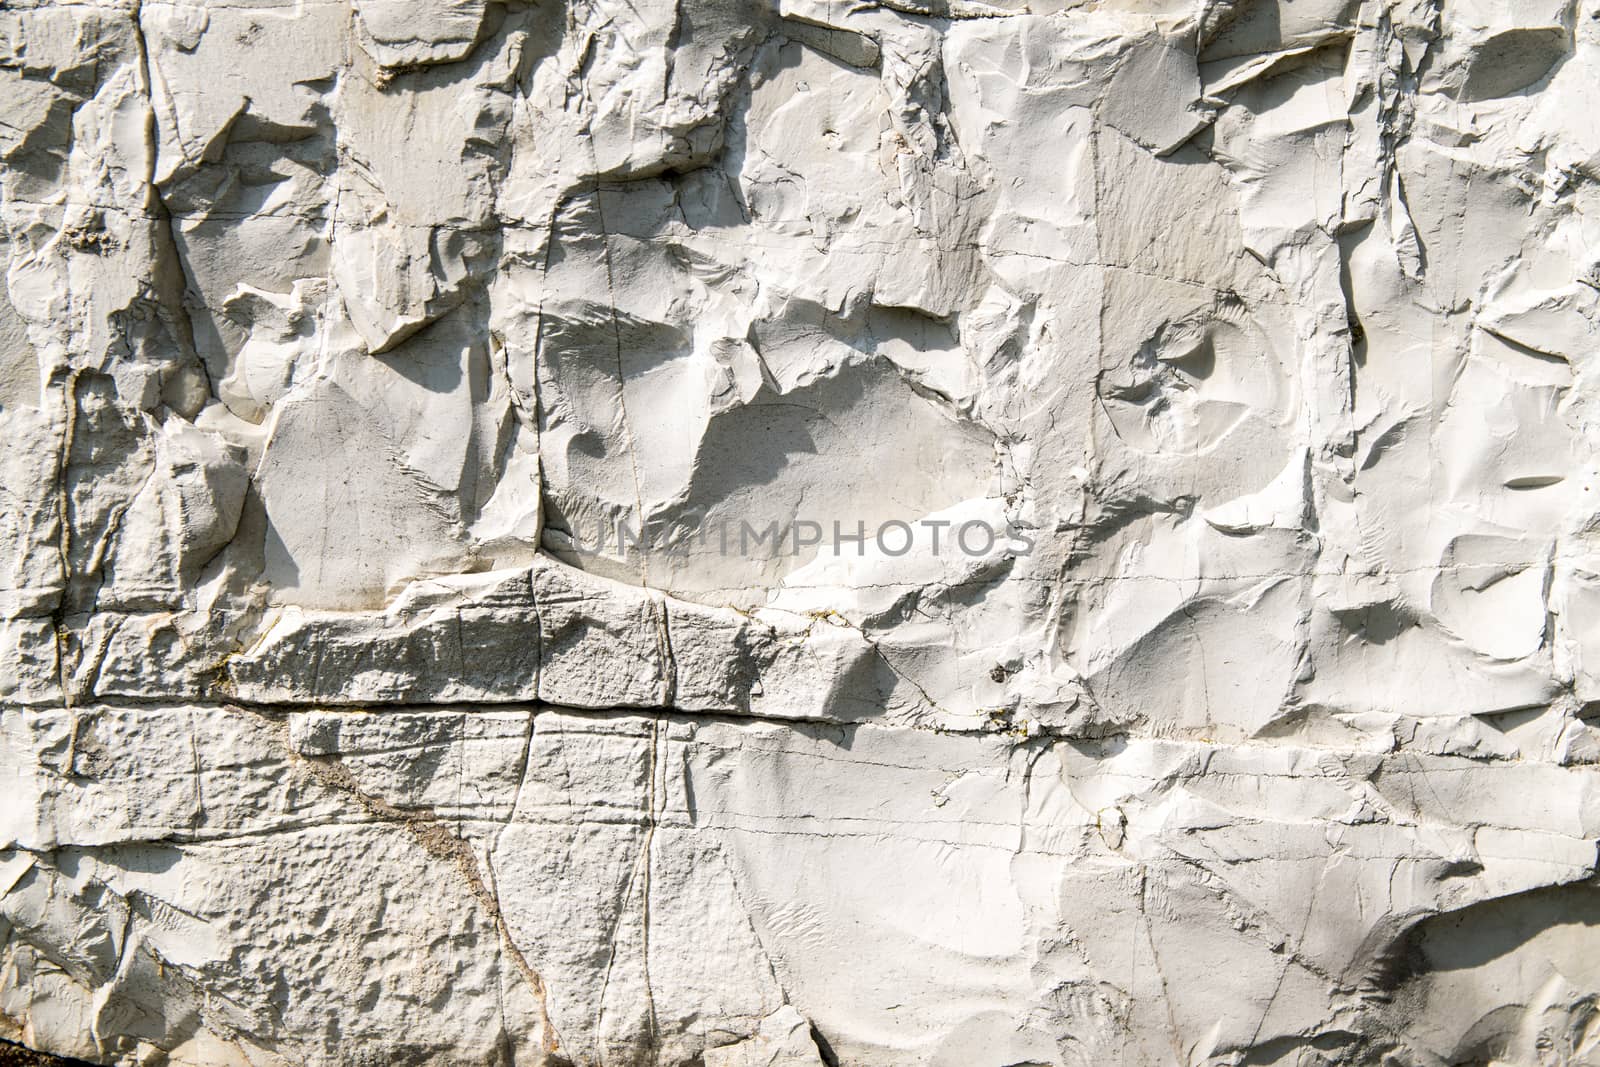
4 0 1600 1063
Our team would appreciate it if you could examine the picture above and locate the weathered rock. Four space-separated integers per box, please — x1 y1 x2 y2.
6 0 1600 1064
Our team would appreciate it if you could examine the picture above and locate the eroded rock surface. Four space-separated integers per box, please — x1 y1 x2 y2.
4 0 1600 1064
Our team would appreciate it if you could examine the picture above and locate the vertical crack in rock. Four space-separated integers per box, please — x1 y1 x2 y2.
236 705 563 1060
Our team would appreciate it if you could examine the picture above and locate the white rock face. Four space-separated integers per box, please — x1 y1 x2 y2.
4 0 1600 1063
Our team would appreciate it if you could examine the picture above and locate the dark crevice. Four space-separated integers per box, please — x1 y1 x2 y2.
809 1023 841 1067
0 1040 97 1067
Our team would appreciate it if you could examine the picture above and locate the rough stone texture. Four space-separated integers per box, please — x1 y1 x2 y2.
3 0 1600 1064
